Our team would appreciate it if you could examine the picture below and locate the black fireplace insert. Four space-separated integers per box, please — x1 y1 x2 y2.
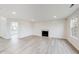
42 31 48 37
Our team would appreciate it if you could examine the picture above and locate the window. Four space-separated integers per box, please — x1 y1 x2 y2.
10 22 19 43
70 17 79 38
11 22 18 31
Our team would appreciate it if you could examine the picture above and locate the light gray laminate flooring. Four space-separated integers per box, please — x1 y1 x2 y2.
0 36 78 54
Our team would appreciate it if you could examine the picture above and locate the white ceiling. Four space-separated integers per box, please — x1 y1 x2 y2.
0 4 79 21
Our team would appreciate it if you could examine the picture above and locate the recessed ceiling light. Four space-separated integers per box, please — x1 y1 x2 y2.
53 16 57 18
12 11 16 15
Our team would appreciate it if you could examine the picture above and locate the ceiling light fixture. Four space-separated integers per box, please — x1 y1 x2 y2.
53 16 57 18
12 11 16 15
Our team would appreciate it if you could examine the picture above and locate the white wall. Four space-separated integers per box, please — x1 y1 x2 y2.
66 8 79 51
0 17 66 39
18 20 32 38
0 17 9 39
32 19 65 38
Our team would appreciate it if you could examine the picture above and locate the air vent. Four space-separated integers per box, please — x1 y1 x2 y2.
70 4 75 8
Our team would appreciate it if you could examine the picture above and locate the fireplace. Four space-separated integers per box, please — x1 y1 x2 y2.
42 31 48 37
